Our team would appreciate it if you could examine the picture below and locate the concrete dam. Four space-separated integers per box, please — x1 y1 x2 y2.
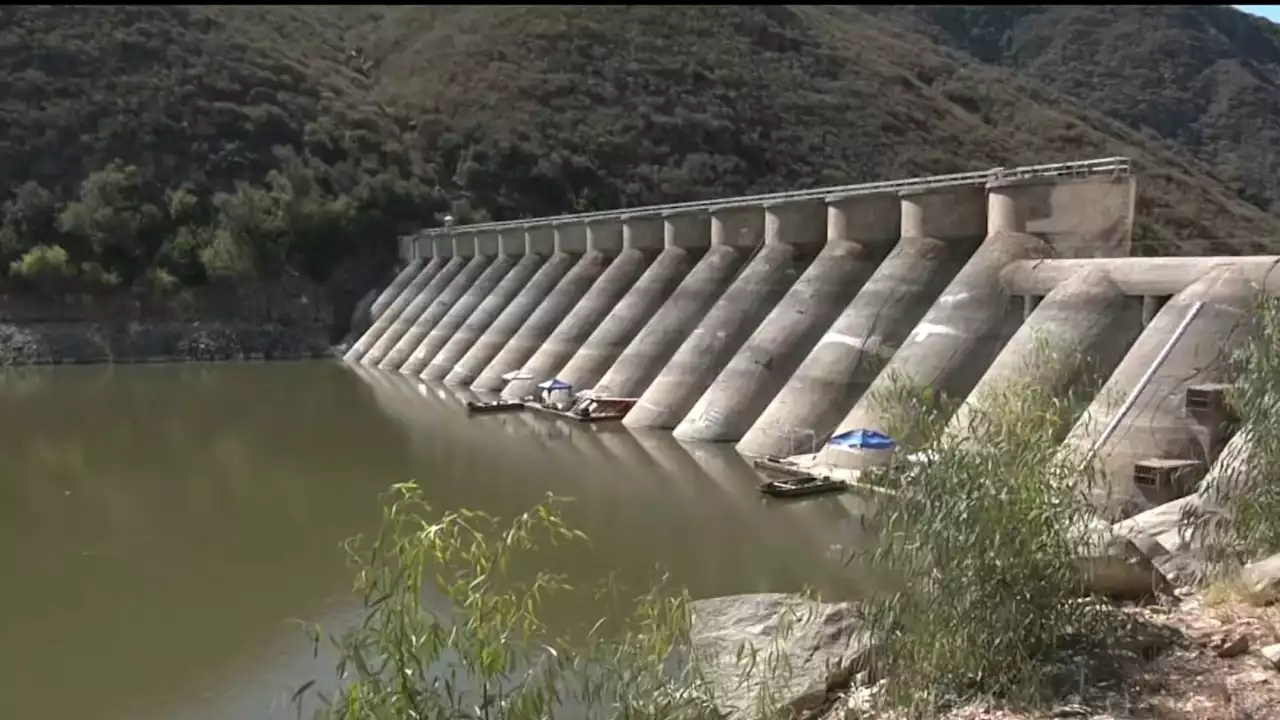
346 156 1267 518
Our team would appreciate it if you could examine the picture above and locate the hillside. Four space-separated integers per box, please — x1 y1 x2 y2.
0 5 1278 308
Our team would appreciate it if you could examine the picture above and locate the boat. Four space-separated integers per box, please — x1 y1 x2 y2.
758 475 847 498
524 395 638 423
465 399 525 414
751 456 811 477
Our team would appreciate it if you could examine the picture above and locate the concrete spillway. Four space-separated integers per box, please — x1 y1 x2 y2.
422 241 549 381
399 233 520 376
737 186 988 456
444 244 575 387
1061 267 1258 517
502 244 654 400
737 236 971 457
942 267 1142 443
367 258 424 324
361 254 466 367
674 196 892 443
556 215 704 391
378 251 493 371
592 237 741 398
472 222 616 392
344 256 439 363
815 229 1052 465
624 205 812 430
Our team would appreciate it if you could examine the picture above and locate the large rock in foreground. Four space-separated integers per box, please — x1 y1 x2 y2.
1073 521 1173 599
690 593 877 720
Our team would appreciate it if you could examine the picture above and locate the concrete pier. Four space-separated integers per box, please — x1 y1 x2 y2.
361 244 466 367
942 268 1142 443
369 257 424 323
378 238 493 371
398 232 519 375
344 255 440 363
423 229 552 380
501 243 653 400
1002 256 1280 297
1061 267 1258 517
816 216 1052 463
590 212 736 398
554 214 700 392
444 227 574 386
737 189 986 456
739 242 973 457
674 195 894 443
624 203 812 430
472 221 617 392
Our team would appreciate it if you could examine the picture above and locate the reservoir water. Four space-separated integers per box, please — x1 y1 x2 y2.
0 361 866 720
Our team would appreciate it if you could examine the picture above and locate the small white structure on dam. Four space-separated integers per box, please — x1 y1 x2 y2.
349 156 1273 519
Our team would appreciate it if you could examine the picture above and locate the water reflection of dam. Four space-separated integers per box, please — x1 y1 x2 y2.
348 370 859 605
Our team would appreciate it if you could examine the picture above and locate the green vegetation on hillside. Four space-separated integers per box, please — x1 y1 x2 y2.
2 5 1279 302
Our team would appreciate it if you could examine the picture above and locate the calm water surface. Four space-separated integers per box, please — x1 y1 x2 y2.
0 361 869 720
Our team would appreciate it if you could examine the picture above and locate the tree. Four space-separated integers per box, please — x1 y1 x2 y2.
56 161 166 282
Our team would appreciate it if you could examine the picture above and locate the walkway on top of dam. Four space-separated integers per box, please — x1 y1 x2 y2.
347 154 1274 523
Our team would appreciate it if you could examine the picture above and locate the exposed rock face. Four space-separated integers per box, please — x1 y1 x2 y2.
0 284 335 365
690 593 878 720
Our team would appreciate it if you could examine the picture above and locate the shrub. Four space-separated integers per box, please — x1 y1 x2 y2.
294 485 723 720
9 244 75 281
853 369 1111 714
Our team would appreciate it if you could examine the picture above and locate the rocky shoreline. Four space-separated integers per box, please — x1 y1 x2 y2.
692 554 1280 720
0 284 342 366
691 454 1280 720
0 320 335 365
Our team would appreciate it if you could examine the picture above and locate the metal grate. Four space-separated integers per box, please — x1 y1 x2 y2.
1133 458 1203 501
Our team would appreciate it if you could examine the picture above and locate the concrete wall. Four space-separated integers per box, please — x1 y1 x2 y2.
1060 267 1258 518
988 175 1135 259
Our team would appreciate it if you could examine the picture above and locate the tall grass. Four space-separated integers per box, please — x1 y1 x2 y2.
853 361 1113 714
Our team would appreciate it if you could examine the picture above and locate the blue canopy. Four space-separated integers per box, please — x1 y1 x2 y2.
827 428 896 450
537 378 572 391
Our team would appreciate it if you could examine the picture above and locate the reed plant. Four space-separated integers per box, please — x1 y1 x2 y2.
852 364 1113 715
291 484 815 720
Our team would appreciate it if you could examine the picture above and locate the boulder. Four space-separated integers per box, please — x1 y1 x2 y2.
1112 497 1199 554
1110 498 1212 586
690 593 878 720
1073 523 1172 599
1241 553 1280 603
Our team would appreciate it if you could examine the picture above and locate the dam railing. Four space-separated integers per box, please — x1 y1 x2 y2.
398 156 1133 257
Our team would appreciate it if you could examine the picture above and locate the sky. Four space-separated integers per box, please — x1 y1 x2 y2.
1235 4 1280 23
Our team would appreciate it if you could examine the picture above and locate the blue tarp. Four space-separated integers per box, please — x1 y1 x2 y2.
827 428 896 450
537 378 572 391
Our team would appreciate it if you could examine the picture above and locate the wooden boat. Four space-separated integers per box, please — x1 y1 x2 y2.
524 396 638 423
751 456 811 477
465 399 525 414
758 475 847 498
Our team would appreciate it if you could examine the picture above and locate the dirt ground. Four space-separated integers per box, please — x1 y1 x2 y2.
827 589 1280 720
